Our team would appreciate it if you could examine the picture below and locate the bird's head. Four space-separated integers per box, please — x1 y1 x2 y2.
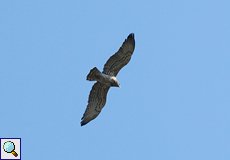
111 77 121 88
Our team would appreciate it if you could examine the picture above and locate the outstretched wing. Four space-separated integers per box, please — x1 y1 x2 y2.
81 82 110 126
102 33 135 76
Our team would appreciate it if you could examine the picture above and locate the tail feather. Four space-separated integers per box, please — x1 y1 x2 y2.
87 67 101 81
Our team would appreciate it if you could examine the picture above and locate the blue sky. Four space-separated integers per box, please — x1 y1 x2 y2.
1 1 230 160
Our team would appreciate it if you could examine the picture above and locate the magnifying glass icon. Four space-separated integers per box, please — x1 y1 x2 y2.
3 141 18 157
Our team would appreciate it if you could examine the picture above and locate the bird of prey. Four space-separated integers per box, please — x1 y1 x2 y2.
81 33 135 126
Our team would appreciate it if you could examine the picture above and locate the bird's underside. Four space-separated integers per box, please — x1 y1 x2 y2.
81 33 135 126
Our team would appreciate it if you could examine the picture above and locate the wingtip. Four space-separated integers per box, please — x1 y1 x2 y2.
128 33 134 39
81 120 86 126
81 116 90 126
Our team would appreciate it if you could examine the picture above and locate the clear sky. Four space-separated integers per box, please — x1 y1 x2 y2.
1 1 230 160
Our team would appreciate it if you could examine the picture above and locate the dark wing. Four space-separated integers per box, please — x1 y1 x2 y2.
81 82 110 126
102 33 135 76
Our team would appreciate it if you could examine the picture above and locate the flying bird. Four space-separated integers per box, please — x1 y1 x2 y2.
81 33 135 126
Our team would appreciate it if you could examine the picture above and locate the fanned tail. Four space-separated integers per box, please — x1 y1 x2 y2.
86 67 101 81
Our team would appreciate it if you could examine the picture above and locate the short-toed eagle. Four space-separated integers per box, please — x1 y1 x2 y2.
81 33 135 126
